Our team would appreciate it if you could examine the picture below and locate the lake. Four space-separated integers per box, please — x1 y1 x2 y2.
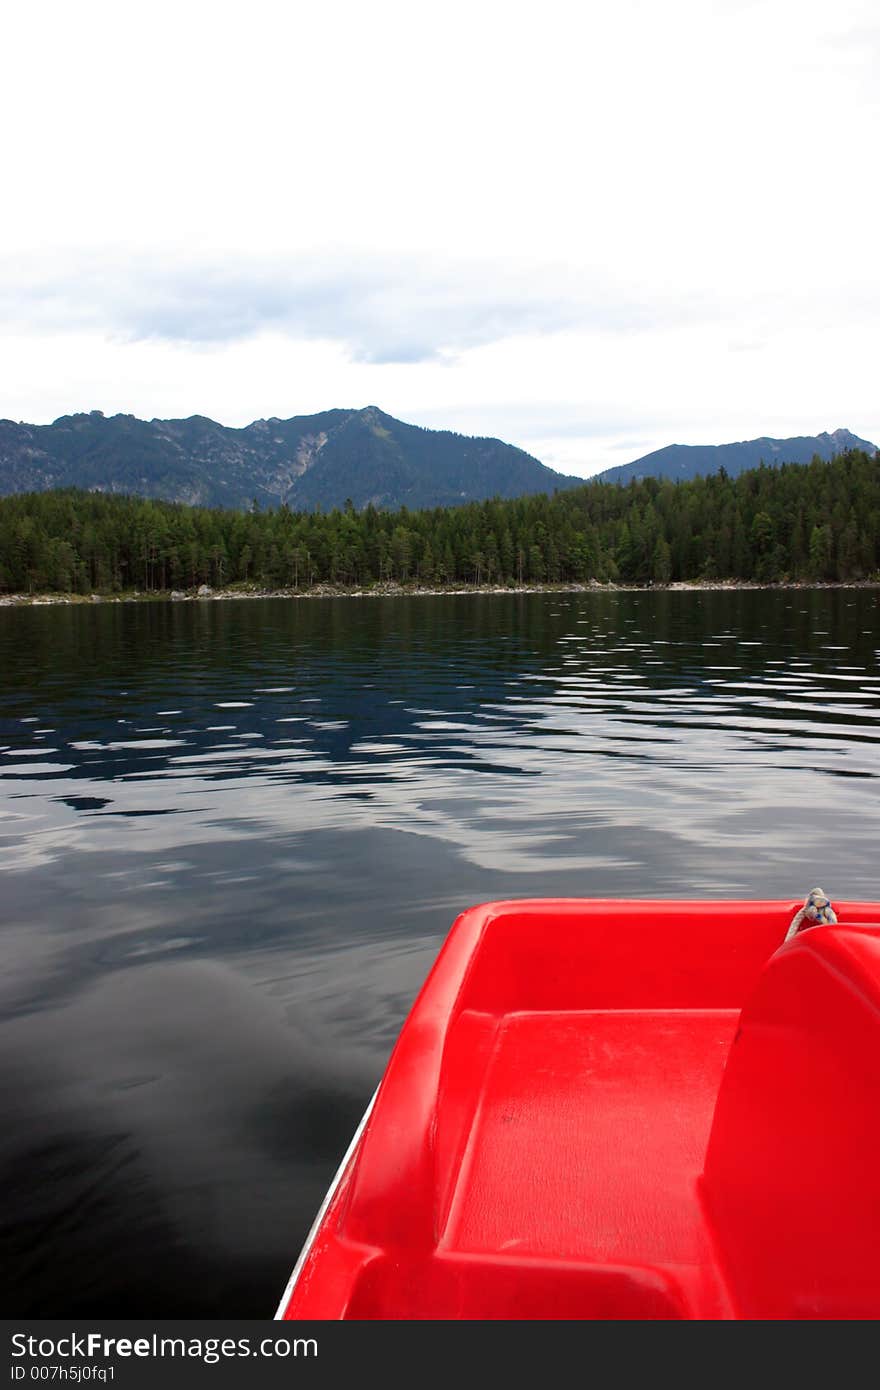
1 588 878 1315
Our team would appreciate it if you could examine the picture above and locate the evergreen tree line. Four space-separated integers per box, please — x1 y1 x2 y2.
0 449 877 595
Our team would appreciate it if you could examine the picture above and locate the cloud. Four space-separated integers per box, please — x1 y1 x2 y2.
0 249 710 365
409 401 668 444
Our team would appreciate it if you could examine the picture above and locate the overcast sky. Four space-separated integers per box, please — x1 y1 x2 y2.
2 0 877 476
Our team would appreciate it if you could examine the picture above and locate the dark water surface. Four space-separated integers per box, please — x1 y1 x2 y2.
1 589 878 1315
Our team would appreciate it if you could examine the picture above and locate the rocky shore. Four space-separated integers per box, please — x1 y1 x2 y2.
2 578 878 608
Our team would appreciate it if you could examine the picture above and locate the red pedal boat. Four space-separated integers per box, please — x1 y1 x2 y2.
276 896 880 1321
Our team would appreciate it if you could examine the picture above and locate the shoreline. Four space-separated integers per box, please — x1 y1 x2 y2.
2 578 879 608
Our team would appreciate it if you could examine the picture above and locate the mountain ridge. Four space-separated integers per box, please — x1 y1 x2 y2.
0 408 876 511
0 405 579 513
596 428 877 485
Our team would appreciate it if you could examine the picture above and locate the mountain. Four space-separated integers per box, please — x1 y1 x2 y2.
0 406 579 512
596 429 877 485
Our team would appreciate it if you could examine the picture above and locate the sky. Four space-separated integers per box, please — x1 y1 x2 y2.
2 0 878 478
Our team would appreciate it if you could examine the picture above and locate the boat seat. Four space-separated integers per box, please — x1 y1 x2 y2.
702 925 880 1319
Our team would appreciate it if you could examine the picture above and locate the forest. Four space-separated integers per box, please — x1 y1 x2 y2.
0 448 876 595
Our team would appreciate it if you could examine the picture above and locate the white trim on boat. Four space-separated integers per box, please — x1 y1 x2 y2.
274 1089 378 1319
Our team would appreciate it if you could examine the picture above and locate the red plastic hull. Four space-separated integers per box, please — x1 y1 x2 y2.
277 898 880 1320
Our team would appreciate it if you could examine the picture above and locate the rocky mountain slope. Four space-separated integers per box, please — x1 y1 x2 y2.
0 406 579 512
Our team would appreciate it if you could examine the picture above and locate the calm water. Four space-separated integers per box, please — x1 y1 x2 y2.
1 589 878 1315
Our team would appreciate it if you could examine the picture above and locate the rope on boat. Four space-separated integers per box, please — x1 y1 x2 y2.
784 887 837 943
